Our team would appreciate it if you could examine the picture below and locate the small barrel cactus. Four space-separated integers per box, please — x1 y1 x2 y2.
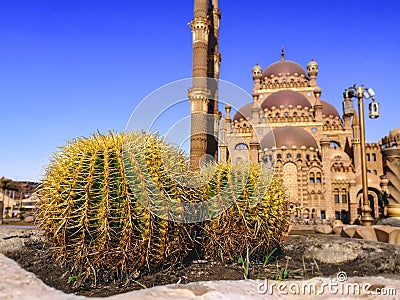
202 162 289 261
35 131 197 285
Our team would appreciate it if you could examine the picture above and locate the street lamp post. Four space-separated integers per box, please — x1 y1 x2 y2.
343 84 379 226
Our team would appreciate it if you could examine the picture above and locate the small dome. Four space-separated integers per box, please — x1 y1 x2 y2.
261 90 311 110
233 103 253 121
321 100 340 118
356 173 381 190
329 149 351 164
252 63 262 72
252 63 263 79
260 126 318 149
389 128 400 137
307 59 319 68
314 87 322 94
263 60 307 78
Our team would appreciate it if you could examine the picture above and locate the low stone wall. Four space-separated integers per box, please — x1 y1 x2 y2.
289 224 333 235
333 225 400 246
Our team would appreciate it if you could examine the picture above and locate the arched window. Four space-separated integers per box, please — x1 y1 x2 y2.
297 153 301 159
287 153 292 159
373 170 377 175
316 172 322 184
334 189 339 203
367 169 371 173
341 189 347 203
311 208 316 219
330 141 340 148
235 143 248 150
277 154 282 159
309 172 315 184
372 153 376 161
366 153 370 161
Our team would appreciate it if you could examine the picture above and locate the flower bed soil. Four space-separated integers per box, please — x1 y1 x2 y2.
5 234 400 298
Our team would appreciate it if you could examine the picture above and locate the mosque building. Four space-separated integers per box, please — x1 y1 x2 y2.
188 0 399 224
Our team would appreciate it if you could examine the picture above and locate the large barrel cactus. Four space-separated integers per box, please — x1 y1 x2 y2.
35 132 198 285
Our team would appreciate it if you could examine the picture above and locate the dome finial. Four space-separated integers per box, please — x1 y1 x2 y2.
281 47 285 61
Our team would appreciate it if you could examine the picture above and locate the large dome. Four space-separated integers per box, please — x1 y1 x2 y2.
233 102 253 121
260 126 318 149
321 100 340 118
261 90 311 110
263 60 307 78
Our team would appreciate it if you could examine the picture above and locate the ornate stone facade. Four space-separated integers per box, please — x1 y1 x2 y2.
217 53 386 224
188 1 395 224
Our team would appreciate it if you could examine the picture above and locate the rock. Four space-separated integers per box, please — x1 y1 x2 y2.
375 227 398 243
305 241 363 264
332 225 343 235
354 227 378 241
24 216 34 223
0 228 41 254
290 224 315 232
377 217 400 227
332 219 343 226
342 225 359 238
314 224 333 234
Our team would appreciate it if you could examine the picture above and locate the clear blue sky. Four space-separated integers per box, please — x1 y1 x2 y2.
1 0 399 182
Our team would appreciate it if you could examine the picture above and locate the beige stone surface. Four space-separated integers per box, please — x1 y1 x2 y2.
389 230 400 246
354 227 378 241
